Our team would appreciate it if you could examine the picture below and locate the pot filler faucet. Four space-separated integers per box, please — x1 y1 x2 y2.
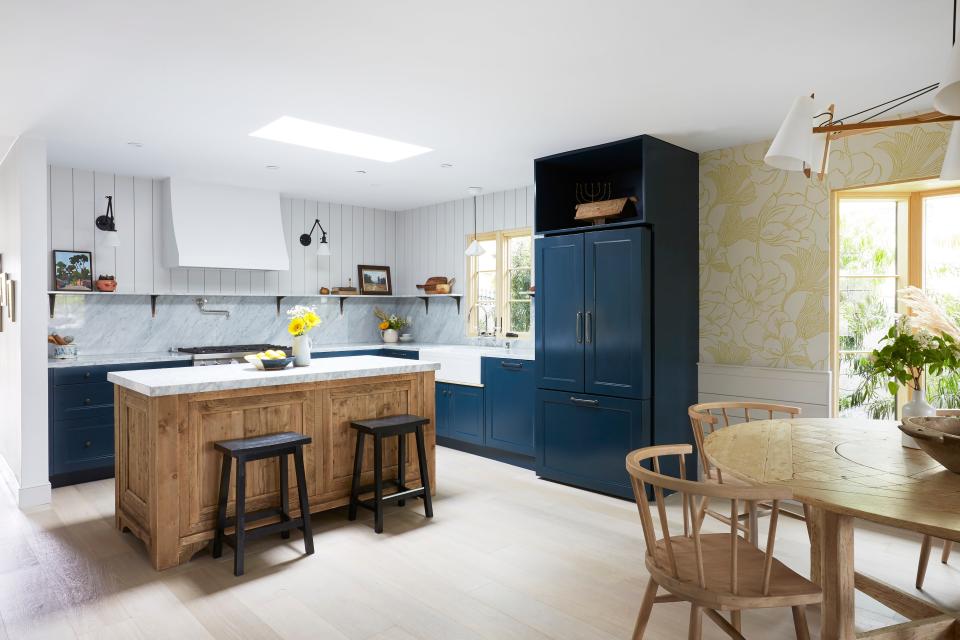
195 297 230 318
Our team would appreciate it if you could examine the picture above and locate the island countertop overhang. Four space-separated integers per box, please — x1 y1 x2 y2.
108 355 441 397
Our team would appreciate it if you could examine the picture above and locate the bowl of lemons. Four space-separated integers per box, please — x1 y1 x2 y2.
244 349 294 371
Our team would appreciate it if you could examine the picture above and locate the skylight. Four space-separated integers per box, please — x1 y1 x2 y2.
249 116 432 162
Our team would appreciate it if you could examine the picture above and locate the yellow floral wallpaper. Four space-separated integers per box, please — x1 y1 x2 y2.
699 121 952 371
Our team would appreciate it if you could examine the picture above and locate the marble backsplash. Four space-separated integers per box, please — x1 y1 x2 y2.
48 294 531 354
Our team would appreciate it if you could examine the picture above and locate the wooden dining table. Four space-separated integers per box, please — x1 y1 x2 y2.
703 417 960 640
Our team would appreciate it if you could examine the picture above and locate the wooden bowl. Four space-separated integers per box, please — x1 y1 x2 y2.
900 417 960 472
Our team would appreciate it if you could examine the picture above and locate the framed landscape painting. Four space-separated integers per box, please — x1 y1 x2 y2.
53 250 93 292
357 265 392 295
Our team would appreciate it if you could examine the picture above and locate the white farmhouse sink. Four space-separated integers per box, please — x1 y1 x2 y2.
419 347 482 386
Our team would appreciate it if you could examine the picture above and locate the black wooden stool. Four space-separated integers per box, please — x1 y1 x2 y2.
212 432 315 576
348 414 433 533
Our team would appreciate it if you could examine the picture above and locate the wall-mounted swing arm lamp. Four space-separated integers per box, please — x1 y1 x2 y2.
95 195 120 247
300 218 331 256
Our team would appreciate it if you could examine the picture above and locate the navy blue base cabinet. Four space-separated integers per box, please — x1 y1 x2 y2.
49 360 191 487
311 348 419 360
535 390 650 498
483 357 534 456
435 382 484 445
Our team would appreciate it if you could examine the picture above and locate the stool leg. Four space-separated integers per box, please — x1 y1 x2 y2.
348 432 365 521
293 446 314 555
415 425 433 518
279 453 290 540
213 454 232 559
397 432 407 507
234 458 246 576
373 434 384 534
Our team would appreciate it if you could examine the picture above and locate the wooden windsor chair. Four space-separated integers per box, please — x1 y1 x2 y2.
688 402 811 544
626 444 821 640
915 408 958 589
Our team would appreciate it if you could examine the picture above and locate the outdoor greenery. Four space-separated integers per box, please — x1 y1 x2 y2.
866 316 960 395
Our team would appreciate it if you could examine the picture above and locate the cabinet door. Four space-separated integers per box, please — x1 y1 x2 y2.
435 382 450 437
535 389 650 499
584 227 651 399
483 358 535 455
535 234 584 392
449 385 484 446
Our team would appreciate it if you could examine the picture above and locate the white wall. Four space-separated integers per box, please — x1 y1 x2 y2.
0 137 50 507
395 186 534 294
48 167 397 296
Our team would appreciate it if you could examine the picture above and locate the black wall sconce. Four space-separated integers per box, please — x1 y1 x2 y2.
300 218 331 256
95 195 120 247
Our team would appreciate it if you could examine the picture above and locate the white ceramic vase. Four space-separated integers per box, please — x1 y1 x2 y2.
292 334 311 367
901 385 937 448
381 328 399 343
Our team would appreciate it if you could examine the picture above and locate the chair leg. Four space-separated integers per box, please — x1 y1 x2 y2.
279 453 290 540
731 610 741 631
917 535 933 589
632 578 658 640
943 540 953 564
348 432 365 521
293 447 314 555
802 503 813 543
212 454 231 559
234 458 246 577
791 605 810 640
373 434 384 534
415 425 433 518
688 604 702 640
397 432 407 507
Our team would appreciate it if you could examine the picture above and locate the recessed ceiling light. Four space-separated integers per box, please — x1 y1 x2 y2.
265 164 279 170
127 141 143 148
440 163 453 168
249 116 432 162
354 169 367 174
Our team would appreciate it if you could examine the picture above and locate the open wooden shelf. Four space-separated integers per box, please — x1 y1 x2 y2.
47 291 463 318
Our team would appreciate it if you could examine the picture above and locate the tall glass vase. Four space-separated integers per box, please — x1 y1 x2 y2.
292 334 312 367
901 384 936 448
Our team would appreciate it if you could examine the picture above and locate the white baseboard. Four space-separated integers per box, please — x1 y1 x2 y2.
698 363 832 418
0 454 51 509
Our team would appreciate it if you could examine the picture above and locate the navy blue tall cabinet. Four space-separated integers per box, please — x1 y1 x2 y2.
533 135 698 499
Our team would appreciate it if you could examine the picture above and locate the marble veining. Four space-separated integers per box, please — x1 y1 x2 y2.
49 294 532 356
48 352 193 368
108 355 441 397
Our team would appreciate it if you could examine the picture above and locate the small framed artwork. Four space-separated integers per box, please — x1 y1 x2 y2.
52 250 94 292
357 265 392 295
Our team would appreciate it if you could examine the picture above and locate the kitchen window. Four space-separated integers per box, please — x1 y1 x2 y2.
833 185 960 418
466 228 532 337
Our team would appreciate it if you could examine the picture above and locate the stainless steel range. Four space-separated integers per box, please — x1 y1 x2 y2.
177 344 290 366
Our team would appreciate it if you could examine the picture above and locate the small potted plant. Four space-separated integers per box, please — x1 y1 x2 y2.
374 307 408 343
866 287 960 444
287 305 321 366
95 274 117 292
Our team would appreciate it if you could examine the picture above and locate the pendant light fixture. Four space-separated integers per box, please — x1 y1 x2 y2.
300 218 331 256
95 195 120 247
766 0 960 181
465 186 485 257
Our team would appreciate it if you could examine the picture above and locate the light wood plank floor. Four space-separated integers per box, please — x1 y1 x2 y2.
1 447 958 639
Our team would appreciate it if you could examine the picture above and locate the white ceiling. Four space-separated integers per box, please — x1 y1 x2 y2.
0 0 950 210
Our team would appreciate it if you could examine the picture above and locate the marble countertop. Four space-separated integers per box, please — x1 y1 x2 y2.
49 342 534 369
48 352 194 368
108 355 442 397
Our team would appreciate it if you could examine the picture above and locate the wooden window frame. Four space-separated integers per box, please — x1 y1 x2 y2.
830 181 960 416
465 227 532 338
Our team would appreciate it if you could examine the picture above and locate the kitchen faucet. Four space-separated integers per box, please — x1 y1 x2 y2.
467 303 497 343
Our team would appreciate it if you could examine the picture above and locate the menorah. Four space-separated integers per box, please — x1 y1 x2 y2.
574 181 612 204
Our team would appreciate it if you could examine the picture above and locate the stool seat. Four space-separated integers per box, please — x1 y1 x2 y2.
350 414 430 435
348 414 433 533
212 431 314 576
214 432 312 457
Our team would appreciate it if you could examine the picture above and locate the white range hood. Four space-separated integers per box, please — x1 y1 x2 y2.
160 178 289 271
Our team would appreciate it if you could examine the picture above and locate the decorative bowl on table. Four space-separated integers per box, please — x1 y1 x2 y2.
900 417 960 472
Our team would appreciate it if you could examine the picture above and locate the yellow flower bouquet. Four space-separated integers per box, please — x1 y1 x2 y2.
286 304 321 366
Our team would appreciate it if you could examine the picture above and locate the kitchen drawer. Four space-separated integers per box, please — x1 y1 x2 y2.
54 423 114 469
53 383 115 420
311 349 383 358
53 360 190 386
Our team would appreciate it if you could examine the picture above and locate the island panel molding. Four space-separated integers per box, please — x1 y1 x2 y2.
114 370 436 570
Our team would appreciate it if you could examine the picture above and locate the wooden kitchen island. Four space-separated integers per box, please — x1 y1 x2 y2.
108 356 439 570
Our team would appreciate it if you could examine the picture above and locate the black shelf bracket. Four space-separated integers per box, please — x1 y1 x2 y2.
276 296 285 316
150 295 159 318
417 295 462 315
48 293 56 319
